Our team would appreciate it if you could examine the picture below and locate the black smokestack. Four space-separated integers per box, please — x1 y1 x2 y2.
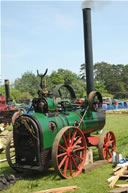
5 79 10 104
82 8 94 95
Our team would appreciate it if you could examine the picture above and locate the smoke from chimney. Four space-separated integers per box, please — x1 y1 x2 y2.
82 0 111 10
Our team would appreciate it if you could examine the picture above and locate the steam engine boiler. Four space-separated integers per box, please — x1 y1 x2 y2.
6 8 116 179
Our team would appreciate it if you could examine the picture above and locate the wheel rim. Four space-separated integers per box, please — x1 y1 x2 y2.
6 132 15 168
102 131 116 162
12 112 20 125
12 108 25 125
6 131 21 172
52 126 86 179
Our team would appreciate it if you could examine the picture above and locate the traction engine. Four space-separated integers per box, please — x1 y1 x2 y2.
6 8 116 179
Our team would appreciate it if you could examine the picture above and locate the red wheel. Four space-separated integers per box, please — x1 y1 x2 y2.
98 131 116 162
52 126 86 179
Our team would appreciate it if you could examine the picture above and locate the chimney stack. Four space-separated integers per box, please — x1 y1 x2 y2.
5 79 10 104
82 8 94 95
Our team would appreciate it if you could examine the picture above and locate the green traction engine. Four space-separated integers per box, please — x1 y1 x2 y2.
6 8 116 179
6 70 116 179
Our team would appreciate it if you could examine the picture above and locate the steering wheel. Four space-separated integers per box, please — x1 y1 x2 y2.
88 91 103 112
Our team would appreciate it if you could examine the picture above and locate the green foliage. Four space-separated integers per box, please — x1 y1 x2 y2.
13 69 86 99
104 114 128 156
0 86 21 102
94 81 113 97
72 79 86 98
79 63 86 82
20 92 32 100
121 64 128 97
80 62 128 99
57 69 78 85
14 72 39 97
46 71 64 90
9 88 22 102
12 62 128 100
94 62 111 83
94 62 128 99
0 86 5 96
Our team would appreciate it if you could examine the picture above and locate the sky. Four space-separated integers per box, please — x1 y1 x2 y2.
1 0 128 84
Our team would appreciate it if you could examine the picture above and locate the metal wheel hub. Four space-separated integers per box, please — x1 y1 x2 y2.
67 147 73 157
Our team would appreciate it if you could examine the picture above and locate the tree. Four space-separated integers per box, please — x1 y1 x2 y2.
94 62 128 99
57 69 78 85
0 87 5 97
94 81 111 97
79 62 128 99
72 80 86 98
14 72 40 97
13 69 86 99
9 88 22 102
94 62 112 84
79 63 86 82
121 64 128 98
79 62 111 95
46 71 64 90
20 92 32 100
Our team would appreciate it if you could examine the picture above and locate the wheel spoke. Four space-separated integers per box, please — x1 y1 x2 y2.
71 156 79 171
72 137 82 148
69 158 72 177
58 144 66 152
64 157 69 176
68 129 71 146
104 135 108 143
71 129 77 145
108 150 112 158
73 153 83 161
73 146 85 152
104 144 112 159
105 146 109 151
109 140 114 144
57 152 67 158
58 155 67 169
108 135 112 142
62 134 68 148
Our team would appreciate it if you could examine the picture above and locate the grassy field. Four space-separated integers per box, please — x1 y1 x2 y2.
0 113 128 193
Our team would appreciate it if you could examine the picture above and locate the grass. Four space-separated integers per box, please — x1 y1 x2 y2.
0 114 128 193
104 114 128 157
